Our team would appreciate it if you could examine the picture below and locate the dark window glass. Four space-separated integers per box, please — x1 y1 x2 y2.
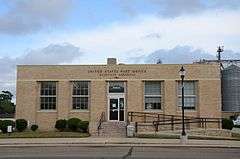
145 97 161 109
109 82 124 93
72 97 88 109
145 82 161 95
144 81 162 110
41 82 56 96
40 81 57 110
72 81 89 110
178 81 196 110
73 81 88 95
178 81 195 95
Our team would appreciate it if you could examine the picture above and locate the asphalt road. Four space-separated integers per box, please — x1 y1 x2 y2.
0 146 240 159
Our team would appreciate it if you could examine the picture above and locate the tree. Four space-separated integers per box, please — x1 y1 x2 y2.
0 91 13 101
0 91 15 114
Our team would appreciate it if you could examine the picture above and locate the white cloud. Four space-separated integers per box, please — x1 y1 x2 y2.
1 5 240 98
128 45 240 64
0 43 83 99
45 9 240 64
118 0 240 18
0 0 74 35
17 43 82 64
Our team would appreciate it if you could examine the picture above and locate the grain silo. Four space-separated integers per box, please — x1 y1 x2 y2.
222 65 240 112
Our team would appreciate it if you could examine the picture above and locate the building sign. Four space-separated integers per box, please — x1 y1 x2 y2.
87 69 147 78
109 82 124 93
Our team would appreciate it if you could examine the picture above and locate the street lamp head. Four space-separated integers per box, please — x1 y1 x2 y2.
217 46 224 53
179 66 186 78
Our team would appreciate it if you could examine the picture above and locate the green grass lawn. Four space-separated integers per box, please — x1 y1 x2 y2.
136 133 240 141
0 131 90 138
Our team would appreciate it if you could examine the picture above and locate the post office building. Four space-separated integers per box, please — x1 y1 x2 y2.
16 58 222 136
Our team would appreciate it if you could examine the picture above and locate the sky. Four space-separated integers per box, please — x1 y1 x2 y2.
0 0 240 99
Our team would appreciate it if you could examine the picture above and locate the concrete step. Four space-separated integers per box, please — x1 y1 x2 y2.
96 122 127 138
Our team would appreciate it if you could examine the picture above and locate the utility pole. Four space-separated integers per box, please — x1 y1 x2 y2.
217 46 224 61
217 46 224 69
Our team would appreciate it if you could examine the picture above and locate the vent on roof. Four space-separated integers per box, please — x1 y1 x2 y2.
107 58 117 65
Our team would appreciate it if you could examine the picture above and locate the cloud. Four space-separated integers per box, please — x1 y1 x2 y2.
128 45 240 64
141 33 161 39
0 43 81 81
151 0 206 17
221 49 240 60
118 0 240 18
1 43 239 101
117 0 138 17
0 0 74 35
46 9 240 63
0 43 83 100
17 43 82 64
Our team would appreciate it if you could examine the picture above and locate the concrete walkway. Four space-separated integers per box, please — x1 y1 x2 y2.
0 137 240 148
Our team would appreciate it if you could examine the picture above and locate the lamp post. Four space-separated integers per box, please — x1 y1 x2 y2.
179 66 187 143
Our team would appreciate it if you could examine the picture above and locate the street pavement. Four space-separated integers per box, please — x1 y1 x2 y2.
0 146 240 159
0 137 240 158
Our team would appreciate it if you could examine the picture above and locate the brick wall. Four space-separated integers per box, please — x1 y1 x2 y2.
16 63 221 132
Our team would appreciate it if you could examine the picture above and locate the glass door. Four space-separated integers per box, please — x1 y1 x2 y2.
109 98 119 120
119 98 124 121
109 97 125 121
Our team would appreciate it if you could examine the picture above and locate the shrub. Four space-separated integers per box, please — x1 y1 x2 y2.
31 124 38 131
67 118 81 131
0 120 3 132
78 121 89 133
55 119 67 131
16 119 28 132
0 120 3 129
230 114 239 120
0 120 15 133
222 118 234 130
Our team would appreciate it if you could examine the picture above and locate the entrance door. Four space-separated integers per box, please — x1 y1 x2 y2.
109 97 124 121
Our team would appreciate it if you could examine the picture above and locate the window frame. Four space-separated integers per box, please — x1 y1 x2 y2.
144 81 162 110
39 81 57 110
177 81 197 110
71 81 90 110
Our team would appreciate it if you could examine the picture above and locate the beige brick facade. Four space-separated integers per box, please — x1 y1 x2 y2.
16 62 221 133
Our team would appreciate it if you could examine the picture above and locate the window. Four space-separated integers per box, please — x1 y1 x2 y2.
144 81 162 110
178 81 196 110
72 81 89 110
40 82 57 110
109 82 124 93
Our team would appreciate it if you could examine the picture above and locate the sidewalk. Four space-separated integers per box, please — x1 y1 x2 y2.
0 137 240 148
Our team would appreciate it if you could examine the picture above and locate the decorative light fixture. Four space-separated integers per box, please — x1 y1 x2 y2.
179 66 187 143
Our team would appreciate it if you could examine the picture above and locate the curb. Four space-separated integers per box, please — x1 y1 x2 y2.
0 142 240 148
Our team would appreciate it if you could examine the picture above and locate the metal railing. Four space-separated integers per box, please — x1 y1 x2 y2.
128 111 222 133
97 112 105 136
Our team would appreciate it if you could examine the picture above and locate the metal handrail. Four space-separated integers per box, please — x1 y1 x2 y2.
128 111 222 132
128 111 221 120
